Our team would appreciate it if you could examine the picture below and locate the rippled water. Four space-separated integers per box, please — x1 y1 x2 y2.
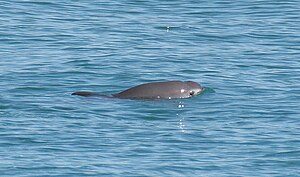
1 1 300 176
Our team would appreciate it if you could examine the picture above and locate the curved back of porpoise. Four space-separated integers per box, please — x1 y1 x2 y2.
113 81 203 99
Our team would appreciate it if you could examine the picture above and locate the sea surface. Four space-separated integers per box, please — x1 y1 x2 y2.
1 0 300 176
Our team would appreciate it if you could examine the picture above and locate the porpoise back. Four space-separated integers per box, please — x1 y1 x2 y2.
113 81 203 99
72 80 204 100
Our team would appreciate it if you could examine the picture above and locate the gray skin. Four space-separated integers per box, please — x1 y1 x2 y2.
72 81 204 100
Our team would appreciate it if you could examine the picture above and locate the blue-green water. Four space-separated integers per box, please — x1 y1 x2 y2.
1 1 300 176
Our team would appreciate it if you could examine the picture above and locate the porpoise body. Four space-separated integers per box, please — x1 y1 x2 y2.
72 81 204 100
